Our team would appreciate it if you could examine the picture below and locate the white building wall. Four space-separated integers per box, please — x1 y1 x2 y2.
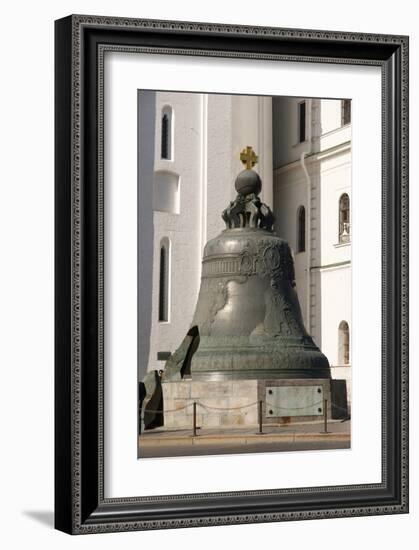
138 92 350 394
320 100 344 134
273 97 352 403
273 167 309 330
321 267 352 403
138 91 204 378
319 267 351 363
232 95 273 206
273 97 315 167
206 94 235 242
319 151 351 265
138 92 273 378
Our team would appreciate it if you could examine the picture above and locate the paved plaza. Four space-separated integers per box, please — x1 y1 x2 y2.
138 419 350 458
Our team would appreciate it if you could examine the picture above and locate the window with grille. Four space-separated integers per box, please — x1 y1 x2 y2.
158 240 170 322
338 321 350 365
341 99 351 126
161 106 173 160
298 101 306 143
339 193 350 243
297 206 306 252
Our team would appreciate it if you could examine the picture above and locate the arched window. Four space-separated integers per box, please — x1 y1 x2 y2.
161 106 173 160
298 101 306 143
338 321 350 365
158 239 170 322
339 193 350 243
297 206 306 252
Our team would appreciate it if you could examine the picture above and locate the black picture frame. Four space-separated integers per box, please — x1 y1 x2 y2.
55 14 409 534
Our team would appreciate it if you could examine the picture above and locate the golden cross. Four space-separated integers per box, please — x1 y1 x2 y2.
240 146 258 170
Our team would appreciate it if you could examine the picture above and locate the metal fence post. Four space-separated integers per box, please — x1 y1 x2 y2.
259 400 263 434
193 402 197 436
323 398 328 434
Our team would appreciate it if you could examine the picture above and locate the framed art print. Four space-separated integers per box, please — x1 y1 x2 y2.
54 15 408 533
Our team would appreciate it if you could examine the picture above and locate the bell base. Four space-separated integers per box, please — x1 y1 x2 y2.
189 336 330 382
161 378 347 430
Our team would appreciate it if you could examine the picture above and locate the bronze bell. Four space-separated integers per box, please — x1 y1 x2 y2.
164 147 330 382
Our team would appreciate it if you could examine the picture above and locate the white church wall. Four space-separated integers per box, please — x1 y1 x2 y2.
320 124 351 151
273 166 309 329
139 91 275 377
273 167 307 251
273 98 352 403
320 266 352 404
138 91 204 377
206 94 274 243
319 266 352 365
320 99 345 134
273 97 349 165
138 90 157 380
153 171 180 214
259 96 274 207
139 91 348 382
152 92 204 373
273 97 314 168
206 94 235 242
318 148 352 266
232 95 273 206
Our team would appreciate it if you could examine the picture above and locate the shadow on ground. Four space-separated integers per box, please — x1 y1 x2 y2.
23 510 54 528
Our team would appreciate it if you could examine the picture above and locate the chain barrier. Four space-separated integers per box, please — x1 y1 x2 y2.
197 401 259 411
142 403 192 415
265 399 324 411
140 398 350 434
142 400 349 415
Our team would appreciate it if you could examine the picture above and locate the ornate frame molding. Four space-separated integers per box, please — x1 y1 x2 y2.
55 14 408 534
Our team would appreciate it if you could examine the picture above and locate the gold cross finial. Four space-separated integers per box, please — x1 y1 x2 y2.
240 146 258 170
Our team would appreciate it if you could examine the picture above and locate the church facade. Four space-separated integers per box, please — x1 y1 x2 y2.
137 91 351 404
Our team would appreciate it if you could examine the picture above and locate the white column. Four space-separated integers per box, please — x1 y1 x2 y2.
199 93 208 258
231 95 273 206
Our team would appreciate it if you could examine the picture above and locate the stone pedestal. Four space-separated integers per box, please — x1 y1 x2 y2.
162 378 333 429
